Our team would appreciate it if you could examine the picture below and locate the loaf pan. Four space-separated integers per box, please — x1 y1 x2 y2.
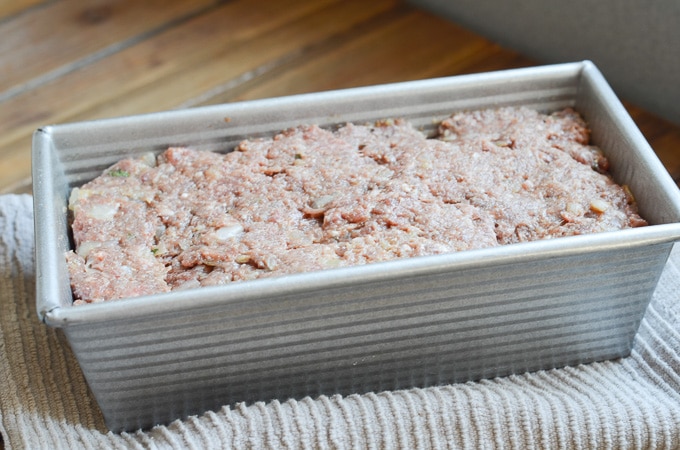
32 61 680 432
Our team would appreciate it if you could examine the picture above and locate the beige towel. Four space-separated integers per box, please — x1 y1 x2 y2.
1 193 679 449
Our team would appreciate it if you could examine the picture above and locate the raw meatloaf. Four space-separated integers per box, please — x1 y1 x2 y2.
66 107 647 304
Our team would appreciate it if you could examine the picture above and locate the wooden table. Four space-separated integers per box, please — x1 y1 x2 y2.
2 0 679 194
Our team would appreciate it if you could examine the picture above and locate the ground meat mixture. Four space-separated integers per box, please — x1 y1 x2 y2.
66 107 647 304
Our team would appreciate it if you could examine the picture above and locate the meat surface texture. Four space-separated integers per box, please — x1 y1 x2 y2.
66 107 647 304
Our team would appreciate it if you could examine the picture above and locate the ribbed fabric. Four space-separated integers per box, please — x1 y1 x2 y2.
1 193 679 450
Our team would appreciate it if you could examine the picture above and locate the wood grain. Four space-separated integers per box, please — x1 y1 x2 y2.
0 0 678 194
0 0 45 21
211 9 533 104
0 0 221 95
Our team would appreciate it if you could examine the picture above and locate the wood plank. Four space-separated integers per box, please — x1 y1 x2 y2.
208 9 519 103
0 0 45 21
0 0 220 96
622 104 680 184
68 0 399 116
0 0 374 134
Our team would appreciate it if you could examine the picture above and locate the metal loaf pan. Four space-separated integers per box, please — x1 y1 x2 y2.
32 61 680 432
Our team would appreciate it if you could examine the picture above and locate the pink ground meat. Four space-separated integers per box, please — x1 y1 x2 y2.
66 107 647 304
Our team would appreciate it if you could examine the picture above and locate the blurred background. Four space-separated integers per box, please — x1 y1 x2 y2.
416 0 680 125
1 0 678 194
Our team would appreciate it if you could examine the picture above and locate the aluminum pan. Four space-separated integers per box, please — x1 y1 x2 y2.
32 61 680 431
33 61 680 324
63 241 673 431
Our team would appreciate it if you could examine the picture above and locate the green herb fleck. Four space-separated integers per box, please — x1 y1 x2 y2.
294 153 303 159
109 169 130 177
151 247 159 255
